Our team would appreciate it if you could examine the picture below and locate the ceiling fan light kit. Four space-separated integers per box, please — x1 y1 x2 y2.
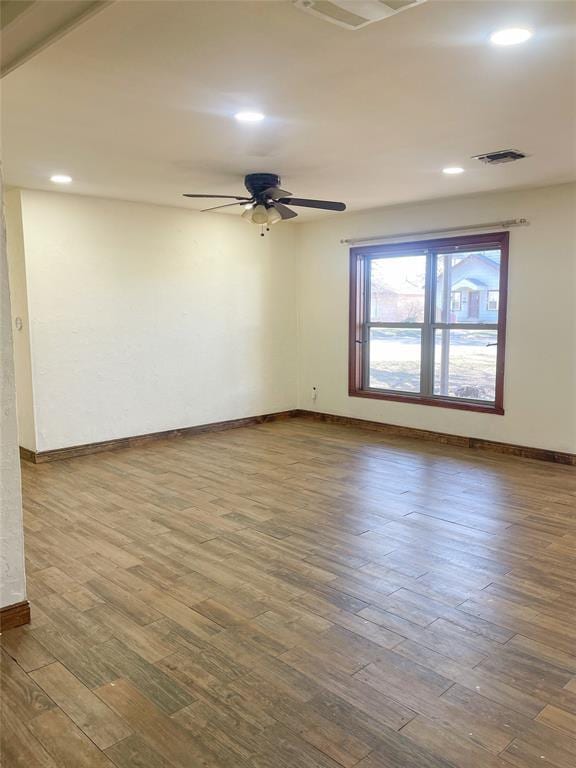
267 207 282 225
251 204 269 225
183 173 346 235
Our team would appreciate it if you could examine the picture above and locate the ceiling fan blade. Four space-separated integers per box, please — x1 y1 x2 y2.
263 186 292 200
201 200 254 212
277 197 346 211
183 194 252 200
273 202 298 220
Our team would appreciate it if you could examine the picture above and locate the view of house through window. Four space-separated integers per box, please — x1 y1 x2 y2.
350 233 508 412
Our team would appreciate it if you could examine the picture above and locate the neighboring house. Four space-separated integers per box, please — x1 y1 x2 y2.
437 251 501 323
370 251 500 324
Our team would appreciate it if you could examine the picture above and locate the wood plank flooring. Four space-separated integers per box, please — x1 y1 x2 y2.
2 417 576 767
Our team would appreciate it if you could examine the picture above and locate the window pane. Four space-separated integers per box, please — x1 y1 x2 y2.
434 329 498 401
487 290 499 311
370 255 426 322
369 328 421 392
435 250 501 324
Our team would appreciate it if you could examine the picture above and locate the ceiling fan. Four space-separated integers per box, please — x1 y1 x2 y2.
183 173 346 235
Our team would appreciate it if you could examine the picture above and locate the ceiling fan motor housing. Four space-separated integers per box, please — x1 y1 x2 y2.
244 173 281 200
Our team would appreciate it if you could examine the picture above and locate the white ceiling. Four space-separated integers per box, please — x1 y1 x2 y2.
2 0 576 219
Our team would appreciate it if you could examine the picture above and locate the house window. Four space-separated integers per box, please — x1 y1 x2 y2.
487 290 499 311
349 232 508 414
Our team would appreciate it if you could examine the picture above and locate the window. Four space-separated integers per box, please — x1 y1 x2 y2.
349 232 508 413
487 290 499 311
450 291 462 311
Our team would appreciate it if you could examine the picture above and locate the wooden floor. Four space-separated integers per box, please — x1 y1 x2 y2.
2 417 576 768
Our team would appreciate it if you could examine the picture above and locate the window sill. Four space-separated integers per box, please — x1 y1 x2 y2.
349 388 504 415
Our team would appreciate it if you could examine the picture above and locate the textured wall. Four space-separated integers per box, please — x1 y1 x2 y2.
5 190 36 451
16 190 298 451
0 175 27 608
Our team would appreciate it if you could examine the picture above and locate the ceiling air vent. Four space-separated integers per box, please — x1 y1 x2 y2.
473 149 527 165
293 0 428 30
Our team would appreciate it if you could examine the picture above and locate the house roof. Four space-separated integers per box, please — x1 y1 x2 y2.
452 277 488 291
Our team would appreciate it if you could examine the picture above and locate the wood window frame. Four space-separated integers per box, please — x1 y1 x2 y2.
348 231 509 415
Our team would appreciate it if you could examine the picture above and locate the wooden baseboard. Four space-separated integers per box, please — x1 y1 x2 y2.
466 437 576 465
19 408 574 466
0 601 31 632
20 410 299 463
19 446 36 463
295 410 576 466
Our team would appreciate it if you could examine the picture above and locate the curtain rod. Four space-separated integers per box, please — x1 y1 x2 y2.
340 218 530 246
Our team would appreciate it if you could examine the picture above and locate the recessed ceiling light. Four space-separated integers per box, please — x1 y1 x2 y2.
50 174 72 184
442 167 464 175
234 111 265 123
490 28 533 46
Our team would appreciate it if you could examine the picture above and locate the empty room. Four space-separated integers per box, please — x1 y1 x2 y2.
1 1 576 767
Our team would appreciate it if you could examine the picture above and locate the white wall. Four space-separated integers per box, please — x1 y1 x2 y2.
1 177 27 608
5 190 37 451
12 190 298 451
297 183 576 454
